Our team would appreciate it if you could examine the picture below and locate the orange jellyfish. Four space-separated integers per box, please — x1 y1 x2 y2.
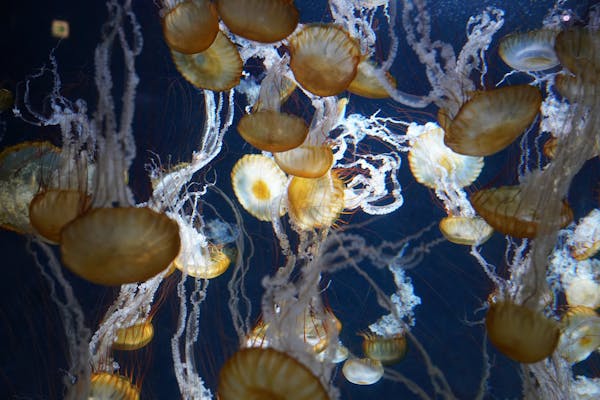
112 319 155 351
231 154 287 221
438 215 494 246
347 60 396 99
218 347 329 400
361 332 407 365
237 110 309 153
342 358 384 385
88 372 140 400
273 144 334 179
470 185 573 239
216 0 299 43
554 28 600 76
441 84 542 156
558 306 600 364
485 299 560 363
288 24 361 97
0 141 59 234
161 0 219 54
498 29 559 72
171 31 243 91
287 170 345 230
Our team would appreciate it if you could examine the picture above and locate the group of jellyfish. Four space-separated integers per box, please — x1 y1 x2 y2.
1 0 599 398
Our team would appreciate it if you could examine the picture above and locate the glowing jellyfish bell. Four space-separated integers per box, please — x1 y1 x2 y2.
287 170 345 231
342 358 384 385
498 29 559 72
171 31 243 91
485 298 560 363
361 332 407 365
60 6 181 286
289 24 361 97
441 84 542 156
347 60 397 99
216 0 299 43
160 0 219 54
438 216 494 246
558 306 600 364
471 185 573 239
231 154 287 221
218 348 329 400
88 372 140 400
112 319 155 351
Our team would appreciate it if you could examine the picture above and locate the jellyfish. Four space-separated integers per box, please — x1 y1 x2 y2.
112 319 154 351
171 31 243 91
54 1 181 286
569 208 600 261
218 348 329 400
499 29 559 72
441 85 542 157
216 0 299 43
160 0 219 54
231 154 287 221
347 60 397 99
485 299 560 363
558 306 600 364
361 332 407 365
342 358 384 385
88 372 140 400
288 24 361 97
438 216 494 246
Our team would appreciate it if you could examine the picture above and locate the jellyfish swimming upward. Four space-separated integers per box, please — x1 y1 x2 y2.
2 0 600 399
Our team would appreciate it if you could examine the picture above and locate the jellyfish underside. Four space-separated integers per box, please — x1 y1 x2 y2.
342 358 384 385
60 207 180 285
361 333 407 365
218 348 329 400
498 29 559 72
485 300 560 363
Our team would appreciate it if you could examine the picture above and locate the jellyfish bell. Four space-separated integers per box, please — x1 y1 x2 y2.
273 144 334 178
347 60 396 99
442 85 542 156
161 0 219 54
61 207 180 285
171 31 243 91
361 332 407 365
0 141 59 234
287 170 345 231
231 154 287 221
218 347 329 400
112 319 155 351
569 208 600 261
558 306 600 364
554 28 600 76
216 0 299 43
485 299 560 363
470 185 573 239
498 29 559 72
342 358 384 385
237 110 309 153
564 276 600 309
407 122 483 189
88 372 140 400
288 24 361 97
438 215 494 246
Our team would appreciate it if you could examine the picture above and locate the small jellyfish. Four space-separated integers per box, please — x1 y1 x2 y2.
564 276 600 309
237 110 309 152
441 85 542 156
171 31 243 91
470 185 573 239
485 300 560 363
347 60 396 99
438 215 494 246
61 207 181 285
112 319 155 351
174 243 230 279
273 144 334 178
342 358 384 385
287 170 345 230
88 372 140 400
361 332 407 365
288 24 361 97
218 348 329 400
498 29 559 72
558 306 600 364
161 0 219 54
554 71 599 106
231 154 287 221
216 0 299 43
408 123 483 189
